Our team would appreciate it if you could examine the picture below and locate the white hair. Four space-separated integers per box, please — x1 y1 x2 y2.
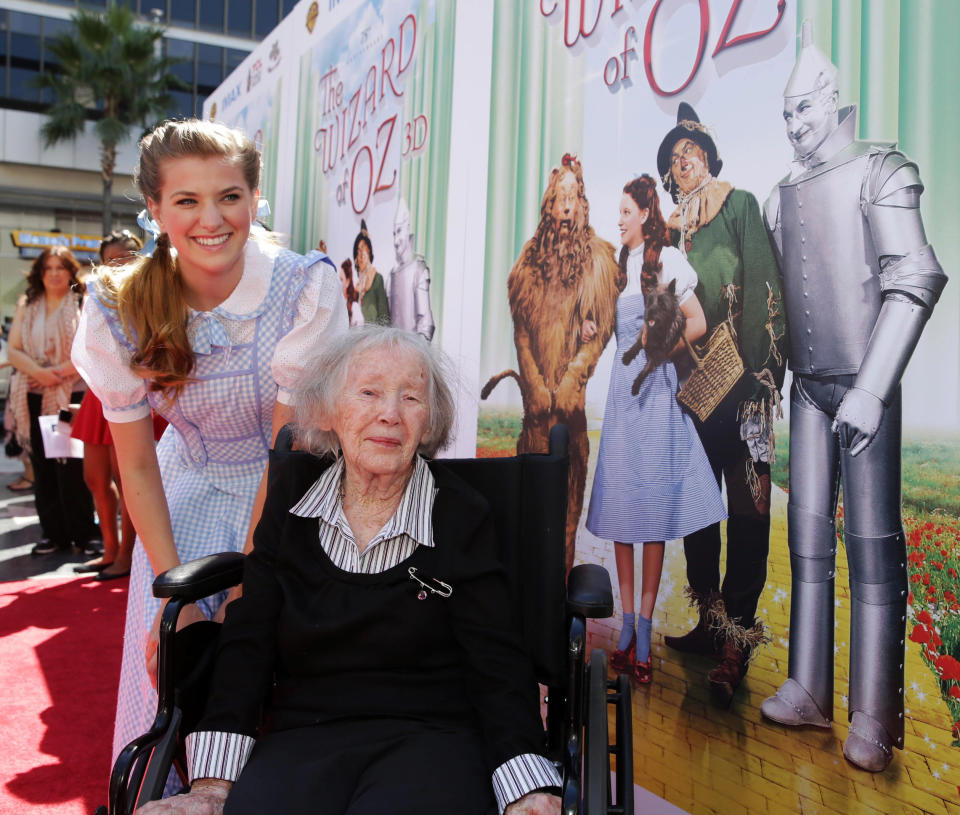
292 325 456 458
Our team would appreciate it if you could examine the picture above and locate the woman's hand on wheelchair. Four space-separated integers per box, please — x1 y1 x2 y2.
504 791 561 814
136 779 231 814
146 600 209 689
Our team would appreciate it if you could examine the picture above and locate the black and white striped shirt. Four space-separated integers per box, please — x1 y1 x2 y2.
289 454 436 573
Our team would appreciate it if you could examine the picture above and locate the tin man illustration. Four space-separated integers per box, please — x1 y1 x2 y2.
388 198 435 341
761 22 947 772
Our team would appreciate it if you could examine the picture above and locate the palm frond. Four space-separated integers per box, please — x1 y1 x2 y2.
35 5 188 231
95 117 133 147
40 104 88 146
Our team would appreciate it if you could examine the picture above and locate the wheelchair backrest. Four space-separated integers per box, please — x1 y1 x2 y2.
439 425 569 689
272 424 570 689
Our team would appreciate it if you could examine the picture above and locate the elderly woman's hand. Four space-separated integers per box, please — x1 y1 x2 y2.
504 791 562 815
135 779 231 814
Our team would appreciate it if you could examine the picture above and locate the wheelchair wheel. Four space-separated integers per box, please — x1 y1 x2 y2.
611 672 633 815
583 649 610 814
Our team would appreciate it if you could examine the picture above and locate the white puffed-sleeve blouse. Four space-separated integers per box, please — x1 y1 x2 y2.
71 239 345 423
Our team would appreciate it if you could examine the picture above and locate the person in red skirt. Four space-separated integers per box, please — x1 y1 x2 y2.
73 231 167 580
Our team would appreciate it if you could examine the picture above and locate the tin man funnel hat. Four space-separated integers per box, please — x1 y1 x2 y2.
394 197 411 230
784 19 838 98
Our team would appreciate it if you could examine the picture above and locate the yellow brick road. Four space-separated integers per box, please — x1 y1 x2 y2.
578 462 959 814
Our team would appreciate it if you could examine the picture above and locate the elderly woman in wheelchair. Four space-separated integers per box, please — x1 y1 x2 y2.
138 326 561 815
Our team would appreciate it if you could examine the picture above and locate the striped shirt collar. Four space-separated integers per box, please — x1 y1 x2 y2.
290 454 436 549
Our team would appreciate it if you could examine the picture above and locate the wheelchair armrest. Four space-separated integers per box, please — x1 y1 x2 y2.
152 552 246 602
566 564 613 619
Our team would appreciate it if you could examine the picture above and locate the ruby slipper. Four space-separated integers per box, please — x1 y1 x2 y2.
633 658 653 685
610 633 636 674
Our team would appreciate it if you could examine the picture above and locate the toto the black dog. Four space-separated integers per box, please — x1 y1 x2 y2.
621 278 686 396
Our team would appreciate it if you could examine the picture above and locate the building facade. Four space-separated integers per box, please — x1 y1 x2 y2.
0 0 288 313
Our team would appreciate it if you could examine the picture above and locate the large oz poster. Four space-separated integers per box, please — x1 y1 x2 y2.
202 1 960 812
205 8 305 232
289 0 456 345
476 2 960 814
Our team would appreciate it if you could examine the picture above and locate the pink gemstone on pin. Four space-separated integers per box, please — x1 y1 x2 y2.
418 589 428 600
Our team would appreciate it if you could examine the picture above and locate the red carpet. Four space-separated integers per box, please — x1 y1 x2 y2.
0 576 127 815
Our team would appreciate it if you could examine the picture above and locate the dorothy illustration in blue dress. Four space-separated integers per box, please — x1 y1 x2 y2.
71 120 346 770
585 174 725 685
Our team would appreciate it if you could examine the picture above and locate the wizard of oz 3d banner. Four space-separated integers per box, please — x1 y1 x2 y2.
204 1 960 812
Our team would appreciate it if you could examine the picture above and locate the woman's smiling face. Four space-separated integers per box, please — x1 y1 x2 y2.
618 193 648 251
147 155 258 289
42 254 72 297
355 240 371 273
783 90 837 159
329 346 430 482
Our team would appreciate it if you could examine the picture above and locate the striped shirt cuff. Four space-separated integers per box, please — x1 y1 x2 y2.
492 753 562 813
186 731 256 783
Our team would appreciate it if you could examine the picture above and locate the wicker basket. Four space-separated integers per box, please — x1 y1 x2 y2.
677 321 746 422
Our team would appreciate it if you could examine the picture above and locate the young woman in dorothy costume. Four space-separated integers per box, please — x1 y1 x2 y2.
585 174 725 684
70 119 346 769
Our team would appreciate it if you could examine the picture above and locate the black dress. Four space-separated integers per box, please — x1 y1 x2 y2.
197 453 547 814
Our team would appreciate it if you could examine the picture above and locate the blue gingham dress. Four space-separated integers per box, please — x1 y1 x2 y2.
585 282 726 543
76 244 341 766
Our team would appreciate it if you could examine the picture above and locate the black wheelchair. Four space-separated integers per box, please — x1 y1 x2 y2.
104 425 633 815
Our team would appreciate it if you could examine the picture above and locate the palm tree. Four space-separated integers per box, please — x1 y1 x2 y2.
33 5 186 234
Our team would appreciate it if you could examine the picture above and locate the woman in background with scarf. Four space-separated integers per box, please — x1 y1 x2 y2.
8 246 99 556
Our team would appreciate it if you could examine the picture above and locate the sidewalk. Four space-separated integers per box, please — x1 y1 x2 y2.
0 456 100 583
578 434 960 815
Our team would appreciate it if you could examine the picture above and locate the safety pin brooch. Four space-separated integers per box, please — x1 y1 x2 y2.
408 566 453 600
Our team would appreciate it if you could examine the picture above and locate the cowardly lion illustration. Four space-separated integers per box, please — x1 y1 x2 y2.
482 154 619 573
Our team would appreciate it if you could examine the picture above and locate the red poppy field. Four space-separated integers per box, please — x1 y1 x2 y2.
804 434 960 751
905 512 960 746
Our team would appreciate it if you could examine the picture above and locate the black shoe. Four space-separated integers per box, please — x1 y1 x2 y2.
76 539 104 556
32 539 68 556
94 567 130 581
664 619 723 660
74 560 112 574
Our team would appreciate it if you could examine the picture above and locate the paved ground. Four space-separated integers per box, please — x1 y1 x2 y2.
578 430 960 815
0 456 103 583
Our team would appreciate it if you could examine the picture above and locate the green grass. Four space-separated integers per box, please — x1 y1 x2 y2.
481 411 960 519
475 409 522 456
770 423 789 492
902 439 960 516
771 429 960 518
